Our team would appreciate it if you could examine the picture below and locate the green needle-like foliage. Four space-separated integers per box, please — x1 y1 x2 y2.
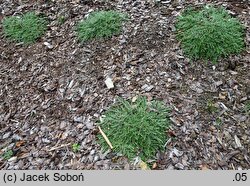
176 5 245 63
2 150 13 160
245 101 250 113
98 97 170 161
2 12 47 44
76 10 128 42
72 143 81 153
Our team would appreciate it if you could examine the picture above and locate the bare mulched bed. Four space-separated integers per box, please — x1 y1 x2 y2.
0 0 249 170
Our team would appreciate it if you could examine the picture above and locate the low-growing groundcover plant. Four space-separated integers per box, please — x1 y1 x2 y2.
72 143 81 153
2 12 47 44
98 97 171 161
176 5 245 63
2 150 13 160
245 101 250 113
76 10 128 42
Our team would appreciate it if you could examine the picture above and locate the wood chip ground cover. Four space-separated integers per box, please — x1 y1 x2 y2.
0 0 249 170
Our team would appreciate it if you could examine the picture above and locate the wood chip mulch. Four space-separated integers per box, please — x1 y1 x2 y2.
0 0 249 170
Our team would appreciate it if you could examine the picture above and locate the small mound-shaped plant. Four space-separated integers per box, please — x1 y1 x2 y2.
245 101 250 113
98 97 170 160
76 10 127 42
176 5 245 63
2 12 47 44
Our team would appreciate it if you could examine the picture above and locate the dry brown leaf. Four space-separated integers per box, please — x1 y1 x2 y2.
15 140 25 147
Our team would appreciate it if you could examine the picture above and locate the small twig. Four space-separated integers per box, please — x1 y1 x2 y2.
98 126 113 149
48 143 71 152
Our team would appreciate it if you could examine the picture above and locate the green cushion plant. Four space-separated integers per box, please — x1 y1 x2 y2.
76 10 128 42
2 12 47 44
98 97 170 161
2 150 13 160
245 101 250 113
175 5 245 63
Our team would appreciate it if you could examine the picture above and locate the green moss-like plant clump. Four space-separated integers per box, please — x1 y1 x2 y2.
98 97 170 161
2 12 47 44
76 10 128 42
2 150 13 160
176 5 245 63
245 101 250 113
